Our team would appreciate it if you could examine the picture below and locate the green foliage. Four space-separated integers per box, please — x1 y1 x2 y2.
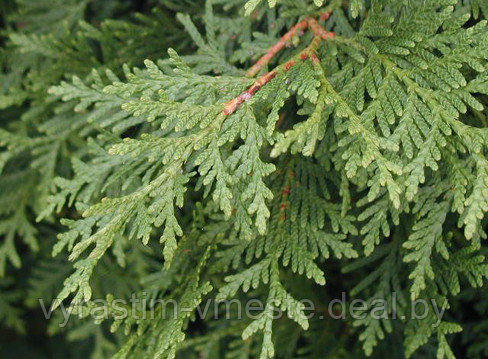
2 0 488 358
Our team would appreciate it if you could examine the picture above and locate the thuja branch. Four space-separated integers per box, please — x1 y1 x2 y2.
223 13 334 116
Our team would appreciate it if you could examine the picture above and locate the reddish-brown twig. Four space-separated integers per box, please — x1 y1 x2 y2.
223 13 334 116
246 19 309 78
223 71 278 116
320 11 332 22
222 50 315 116
307 17 335 40
246 11 331 78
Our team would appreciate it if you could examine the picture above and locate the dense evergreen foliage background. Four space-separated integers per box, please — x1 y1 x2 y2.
1 0 488 358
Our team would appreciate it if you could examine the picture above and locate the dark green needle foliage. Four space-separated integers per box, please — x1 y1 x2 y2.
1 0 488 358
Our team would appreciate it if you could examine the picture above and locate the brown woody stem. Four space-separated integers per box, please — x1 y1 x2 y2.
246 19 309 78
222 13 334 116
307 17 335 40
246 11 332 78
222 71 278 116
